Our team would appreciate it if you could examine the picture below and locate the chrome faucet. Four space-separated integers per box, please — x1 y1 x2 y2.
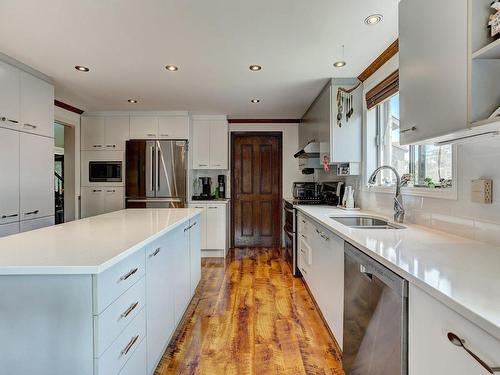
368 166 405 223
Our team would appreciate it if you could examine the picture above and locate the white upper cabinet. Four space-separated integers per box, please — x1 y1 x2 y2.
399 0 500 145
130 116 158 139
0 128 20 225
104 116 129 150
209 121 228 169
20 71 54 138
19 133 54 220
0 60 20 130
192 118 228 169
81 117 105 150
158 116 189 139
81 116 130 151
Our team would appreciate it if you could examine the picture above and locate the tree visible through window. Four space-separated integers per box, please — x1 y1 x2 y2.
372 94 453 188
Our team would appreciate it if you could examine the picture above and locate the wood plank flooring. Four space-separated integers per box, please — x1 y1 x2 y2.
155 248 344 375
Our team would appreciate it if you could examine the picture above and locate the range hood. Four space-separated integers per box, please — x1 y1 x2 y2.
294 141 320 159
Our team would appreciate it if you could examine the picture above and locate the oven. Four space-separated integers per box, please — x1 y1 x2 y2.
89 161 122 183
283 200 300 277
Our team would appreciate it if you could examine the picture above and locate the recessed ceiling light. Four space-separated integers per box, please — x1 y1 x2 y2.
249 65 262 71
75 65 90 72
165 65 179 71
251 99 260 103
333 61 347 68
364 14 383 25
127 99 138 103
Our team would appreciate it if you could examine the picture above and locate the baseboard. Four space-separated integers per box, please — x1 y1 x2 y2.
201 249 225 258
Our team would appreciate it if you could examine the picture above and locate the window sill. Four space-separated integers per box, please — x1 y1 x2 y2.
362 185 458 200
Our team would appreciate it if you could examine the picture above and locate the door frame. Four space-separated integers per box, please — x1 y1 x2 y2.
230 131 283 248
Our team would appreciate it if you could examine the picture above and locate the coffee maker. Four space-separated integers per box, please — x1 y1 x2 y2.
218 175 226 199
199 177 212 198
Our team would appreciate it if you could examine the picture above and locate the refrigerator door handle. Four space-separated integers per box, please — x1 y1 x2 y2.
149 145 155 192
157 146 161 191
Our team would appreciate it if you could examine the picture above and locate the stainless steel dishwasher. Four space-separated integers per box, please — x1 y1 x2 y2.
343 242 408 375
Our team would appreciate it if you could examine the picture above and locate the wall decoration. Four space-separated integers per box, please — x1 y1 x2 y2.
489 1 500 37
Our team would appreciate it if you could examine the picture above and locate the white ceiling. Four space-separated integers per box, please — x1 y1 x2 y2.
0 0 398 118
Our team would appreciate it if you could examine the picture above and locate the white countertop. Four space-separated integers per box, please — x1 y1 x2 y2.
296 205 500 340
0 208 201 275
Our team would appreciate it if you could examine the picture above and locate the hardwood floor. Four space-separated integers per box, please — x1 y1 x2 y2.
155 248 344 375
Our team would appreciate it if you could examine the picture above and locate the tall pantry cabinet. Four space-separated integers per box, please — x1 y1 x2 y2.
0 59 55 237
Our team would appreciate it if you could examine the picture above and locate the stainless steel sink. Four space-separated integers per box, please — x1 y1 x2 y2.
330 216 405 229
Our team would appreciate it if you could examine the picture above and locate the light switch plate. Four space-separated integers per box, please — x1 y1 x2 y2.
471 178 492 204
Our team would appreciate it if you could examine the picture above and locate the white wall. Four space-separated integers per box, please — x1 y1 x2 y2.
228 123 304 198
359 53 500 246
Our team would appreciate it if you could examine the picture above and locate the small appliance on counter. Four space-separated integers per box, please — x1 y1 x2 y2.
218 175 226 199
321 181 345 206
292 182 322 204
199 177 211 198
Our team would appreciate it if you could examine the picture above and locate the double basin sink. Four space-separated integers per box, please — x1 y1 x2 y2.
331 216 405 230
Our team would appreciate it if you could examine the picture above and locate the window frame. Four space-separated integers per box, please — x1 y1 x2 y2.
363 92 458 200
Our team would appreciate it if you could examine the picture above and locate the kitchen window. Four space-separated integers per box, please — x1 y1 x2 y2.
366 93 456 197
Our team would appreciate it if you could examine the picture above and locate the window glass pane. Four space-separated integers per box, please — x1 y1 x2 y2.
414 144 452 186
377 94 409 185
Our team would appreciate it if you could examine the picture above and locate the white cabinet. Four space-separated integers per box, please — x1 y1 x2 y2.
0 60 20 129
81 116 130 151
298 214 344 348
20 71 54 138
189 203 227 251
129 116 158 139
19 216 55 233
189 204 207 248
146 237 175 374
0 128 20 225
19 133 54 221
409 284 500 375
173 221 191 325
0 222 20 238
81 187 124 218
189 215 202 295
206 204 226 250
192 119 228 169
158 116 189 139
104 116 130 150
399 0 500 145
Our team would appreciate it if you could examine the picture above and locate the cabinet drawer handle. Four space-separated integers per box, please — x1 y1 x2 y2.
106 190 116 193
24 210 39 215
105 144 116 148
301 234 307 239
198 164 208 167
119 268 138 281
23 123 37 129
120 302 139 319
1 214 18 219
93 189 102 193
160 134 169 137
300 248 306 254
121 335 139 356
92 145 103 148
400 126 417 134
1 117 18 124
301 219 306 224
300 267 307 275
447 332 500 373
147 133 156 137
212 164 221 167
208 206 217 209
149 248 160 257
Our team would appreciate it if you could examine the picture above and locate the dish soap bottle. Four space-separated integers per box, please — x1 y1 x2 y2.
345 186 355 209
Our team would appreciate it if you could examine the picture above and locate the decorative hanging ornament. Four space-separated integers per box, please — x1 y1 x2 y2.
323 155 330 172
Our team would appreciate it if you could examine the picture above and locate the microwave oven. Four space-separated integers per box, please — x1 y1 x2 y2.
89 161 122 182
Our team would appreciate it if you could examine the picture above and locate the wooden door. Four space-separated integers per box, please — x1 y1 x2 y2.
232 132 282 248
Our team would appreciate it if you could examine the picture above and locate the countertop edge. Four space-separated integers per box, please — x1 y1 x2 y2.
295 206 500 341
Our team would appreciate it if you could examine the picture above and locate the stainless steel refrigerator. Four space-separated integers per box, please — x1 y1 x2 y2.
125 140 187 208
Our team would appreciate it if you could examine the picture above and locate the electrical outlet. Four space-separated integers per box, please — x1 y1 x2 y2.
471 178 492 204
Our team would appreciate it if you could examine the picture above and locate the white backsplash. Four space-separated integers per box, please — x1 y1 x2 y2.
358 137 500 246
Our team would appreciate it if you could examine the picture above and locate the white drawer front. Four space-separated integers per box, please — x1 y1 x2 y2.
96 307 146 375
297 213 311 238
94 276 146 357
118 334 147 375
93 249 145 314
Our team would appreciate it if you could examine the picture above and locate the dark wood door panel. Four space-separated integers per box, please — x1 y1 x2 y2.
232 132 282 248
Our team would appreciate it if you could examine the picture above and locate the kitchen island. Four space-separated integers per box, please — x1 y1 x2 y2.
0 208 202 375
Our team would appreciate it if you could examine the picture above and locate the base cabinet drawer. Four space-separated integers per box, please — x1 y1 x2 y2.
93 249 146 314
95 307 146 375
94 276 146 357
118 335 147 375
409 285 500 375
